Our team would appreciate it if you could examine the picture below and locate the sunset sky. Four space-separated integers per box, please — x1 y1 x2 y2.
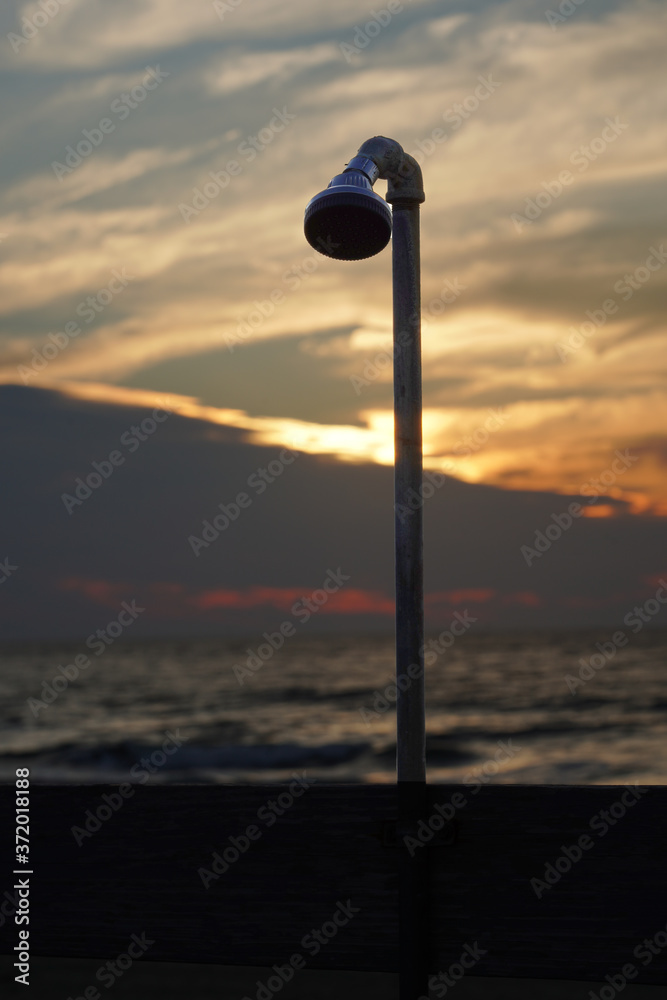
1 0 666 639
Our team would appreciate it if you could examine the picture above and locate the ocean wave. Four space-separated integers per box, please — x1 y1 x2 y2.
0 740 372 776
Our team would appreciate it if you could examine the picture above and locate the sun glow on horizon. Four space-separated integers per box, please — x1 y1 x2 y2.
7 379 654 516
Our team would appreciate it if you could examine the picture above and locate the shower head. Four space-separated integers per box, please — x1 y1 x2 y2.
304 154 392 261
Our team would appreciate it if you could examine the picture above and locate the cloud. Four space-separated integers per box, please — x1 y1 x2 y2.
205 43 340 95
0 0 666 536
0 0 434 71
2 384 667 640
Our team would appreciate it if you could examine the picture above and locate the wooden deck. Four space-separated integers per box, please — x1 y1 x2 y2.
3 783 667 984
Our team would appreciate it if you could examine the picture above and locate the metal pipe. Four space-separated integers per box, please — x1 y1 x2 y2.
390 193 430 1000
391 199 425 785
361 136 429 1000
303 136 430 1000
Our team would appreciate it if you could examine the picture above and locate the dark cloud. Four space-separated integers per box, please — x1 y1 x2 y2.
0 0 666 630
120 327 372 426
1 386 666 641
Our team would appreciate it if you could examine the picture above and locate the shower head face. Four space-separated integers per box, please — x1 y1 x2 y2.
304 171 392 260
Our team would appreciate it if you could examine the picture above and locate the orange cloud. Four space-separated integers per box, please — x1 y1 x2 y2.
192 587 396 615
192 587 308 611
425 589 495 606
65 577 549 619
59 577 132 607
16 382 667 520
581 504 618 518
318 589 395 615
502 591 542 607
58 577 397 617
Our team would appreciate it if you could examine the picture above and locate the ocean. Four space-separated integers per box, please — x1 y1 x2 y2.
3 630 666 786
3 630 667 998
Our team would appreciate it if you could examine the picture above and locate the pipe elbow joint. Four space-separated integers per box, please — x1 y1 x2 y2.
357 136 425 204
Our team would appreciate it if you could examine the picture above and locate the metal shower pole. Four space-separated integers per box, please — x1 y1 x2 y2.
350 137 429 1000
388 172 426 786
304 136 429 999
